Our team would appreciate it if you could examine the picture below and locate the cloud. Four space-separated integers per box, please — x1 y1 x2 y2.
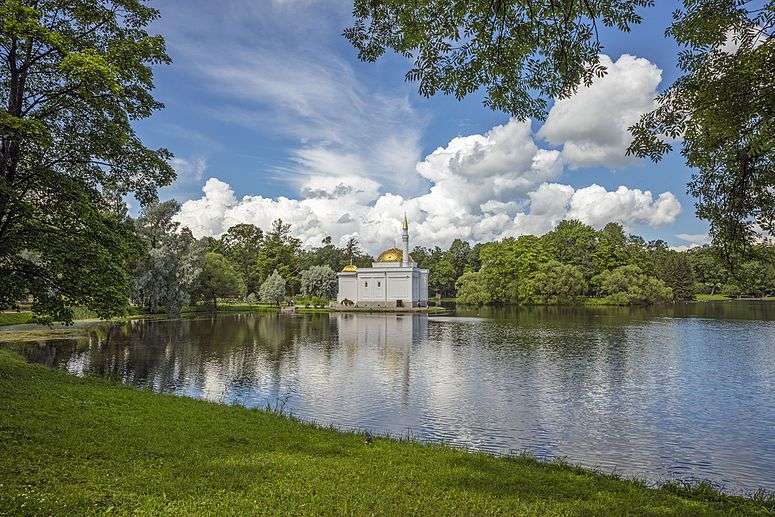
161 1 424 195
159 16 682 255
175 133 682 254
159 156 207 199
567 185 681 228
538 54 662 168
676 233 710 245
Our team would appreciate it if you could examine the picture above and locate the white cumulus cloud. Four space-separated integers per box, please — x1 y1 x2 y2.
175 117 682 254
538 54 662 168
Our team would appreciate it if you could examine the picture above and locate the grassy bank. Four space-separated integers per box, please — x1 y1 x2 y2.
0 312 34 326
0 303 281 328
0 350 771 516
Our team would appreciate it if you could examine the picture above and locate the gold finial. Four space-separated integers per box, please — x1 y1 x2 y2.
402 212 408 231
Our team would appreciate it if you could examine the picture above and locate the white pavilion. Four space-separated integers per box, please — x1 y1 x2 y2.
336 215 429 308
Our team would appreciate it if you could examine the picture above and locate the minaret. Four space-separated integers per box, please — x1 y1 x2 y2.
401 212 410 267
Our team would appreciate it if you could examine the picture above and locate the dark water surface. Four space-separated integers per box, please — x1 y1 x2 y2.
7 302 775 494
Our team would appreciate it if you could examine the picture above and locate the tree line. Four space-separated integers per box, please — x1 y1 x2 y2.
131 200 373 315
136 199 775 314
411 220 775 306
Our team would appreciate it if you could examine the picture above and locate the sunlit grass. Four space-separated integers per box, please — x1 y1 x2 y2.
0 349 770 516
695 294 731 302
0 312 33 326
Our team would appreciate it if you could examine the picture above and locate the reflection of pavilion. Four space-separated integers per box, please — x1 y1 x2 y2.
333 313 429 403
334 313 428 349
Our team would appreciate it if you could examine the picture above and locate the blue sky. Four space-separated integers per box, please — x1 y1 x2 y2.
136 0 710 253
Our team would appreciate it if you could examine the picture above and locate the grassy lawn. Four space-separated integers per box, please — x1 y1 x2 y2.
1 350 771 516
0 312 34 326
695 294 732 302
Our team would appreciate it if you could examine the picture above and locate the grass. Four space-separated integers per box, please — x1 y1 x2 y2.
1 350 771 516
0 312 34 326
695 294 732 302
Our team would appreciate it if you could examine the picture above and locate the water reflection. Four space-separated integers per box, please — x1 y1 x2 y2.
7 303 775 494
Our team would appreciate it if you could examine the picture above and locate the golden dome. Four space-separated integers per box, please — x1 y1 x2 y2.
342 264 358 272
377 247 404 262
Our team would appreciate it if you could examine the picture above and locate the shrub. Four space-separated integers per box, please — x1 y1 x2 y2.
259 270 286 306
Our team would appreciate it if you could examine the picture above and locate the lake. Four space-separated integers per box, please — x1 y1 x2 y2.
7 302 775 494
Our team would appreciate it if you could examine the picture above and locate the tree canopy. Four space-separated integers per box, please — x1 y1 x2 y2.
628 0 774 253
0 0 174 321
345 0 652 119
191 252 244 310
346 0 774 251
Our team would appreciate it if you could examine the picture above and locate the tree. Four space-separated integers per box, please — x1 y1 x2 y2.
447 239 475 280
528 261 586 305
255 219 302 294
135 200 181 249
543 220 600 280
345 0 652 119
654 250 695 302
343 236 372 268
429 258 456 298
592 265 673 305
259 269 286 306
737 260 769 297
687 246 728 294
594 223 632 273
132 202 202 315
455 271 491 306
191 253 244 310
628 1 774 253
479 235 550 303
0 0 174 322
220 224 263 296
300 265 337 300
347 0 773 256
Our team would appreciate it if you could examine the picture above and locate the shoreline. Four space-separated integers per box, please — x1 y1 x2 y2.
0 348 771 515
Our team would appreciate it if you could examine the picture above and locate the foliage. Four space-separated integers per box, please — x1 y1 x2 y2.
220 224 263 297
299 235 373 274
255 220 302 295
593 223 633 273
132 201 202 315
737 260 770 297
628 1 774 253
0 0 174 323
300 265 337 300
527 261 586 305
190 253 244 310
592 265 673 306
654 250 695 302
429 258 456 297
347 0 773 255
455 271 491 305
345 0 653 119
544 220 601 281
119 208 775 310
259 269 286 306
479 235 550 303
687 246 728 295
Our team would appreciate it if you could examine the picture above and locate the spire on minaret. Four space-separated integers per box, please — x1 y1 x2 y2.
401 212 410 267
